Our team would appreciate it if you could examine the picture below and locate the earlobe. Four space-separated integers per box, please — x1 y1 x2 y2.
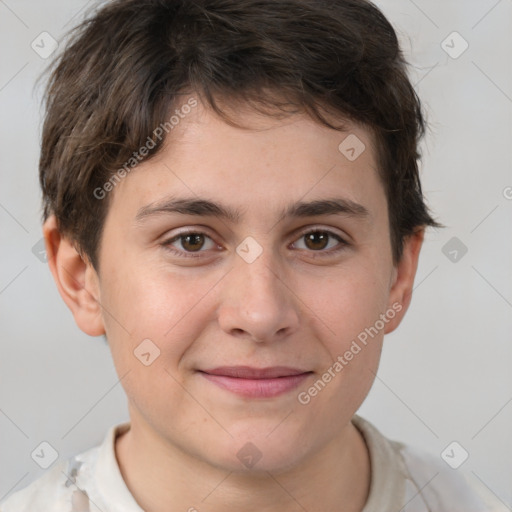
43 215 105 337
384 229 425 334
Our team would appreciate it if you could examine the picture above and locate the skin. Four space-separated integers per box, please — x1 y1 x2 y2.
44 99 424 512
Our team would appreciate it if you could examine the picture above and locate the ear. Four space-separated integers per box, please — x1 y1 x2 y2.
384 228 425 334
43 215 105 337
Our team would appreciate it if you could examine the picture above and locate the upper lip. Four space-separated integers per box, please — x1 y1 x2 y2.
200 366 311 379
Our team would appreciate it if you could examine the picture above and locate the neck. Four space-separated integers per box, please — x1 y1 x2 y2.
115 416 370 512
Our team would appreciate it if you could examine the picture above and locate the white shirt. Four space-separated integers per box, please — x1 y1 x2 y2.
1 415 506 511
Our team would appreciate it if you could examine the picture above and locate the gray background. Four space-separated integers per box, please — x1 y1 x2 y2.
1 0 511 505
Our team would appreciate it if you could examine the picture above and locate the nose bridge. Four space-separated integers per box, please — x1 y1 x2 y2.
235 233 283 290
217 241 300 342
241 248 282 298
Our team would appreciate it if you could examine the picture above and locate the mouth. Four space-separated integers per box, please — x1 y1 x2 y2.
198 366 313 398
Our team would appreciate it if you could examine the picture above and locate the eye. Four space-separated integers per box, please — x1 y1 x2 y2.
162 231 218 257
292 229 348 254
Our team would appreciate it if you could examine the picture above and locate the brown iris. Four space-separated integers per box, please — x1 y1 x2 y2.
304 232 330 250
181 233 205 251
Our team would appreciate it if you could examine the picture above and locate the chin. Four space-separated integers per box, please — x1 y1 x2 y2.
208 428 312 475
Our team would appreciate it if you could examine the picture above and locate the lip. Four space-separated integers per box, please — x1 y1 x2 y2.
198 366 313 398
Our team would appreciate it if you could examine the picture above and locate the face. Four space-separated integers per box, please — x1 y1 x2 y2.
62 101 416 473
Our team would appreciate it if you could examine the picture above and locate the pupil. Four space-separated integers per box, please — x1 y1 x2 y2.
183 234 204 251
306 232 328 250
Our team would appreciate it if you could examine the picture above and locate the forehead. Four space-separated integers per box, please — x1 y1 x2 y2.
106 101 386 225
163 100 377 166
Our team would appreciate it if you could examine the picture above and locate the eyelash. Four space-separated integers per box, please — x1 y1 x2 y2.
161 228 349 259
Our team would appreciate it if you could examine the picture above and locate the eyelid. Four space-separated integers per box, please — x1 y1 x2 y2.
161 225 350 258
293 225 351 244
162 228 222 258
290 226 349 252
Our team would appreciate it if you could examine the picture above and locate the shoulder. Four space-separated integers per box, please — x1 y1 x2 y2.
396 441 505 511
1 423 136 512
0 445 101 512
353 415 508 512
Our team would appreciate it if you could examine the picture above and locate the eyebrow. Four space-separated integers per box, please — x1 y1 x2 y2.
135 196 370 224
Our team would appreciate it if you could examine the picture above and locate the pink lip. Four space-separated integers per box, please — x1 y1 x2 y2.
199 366 313 398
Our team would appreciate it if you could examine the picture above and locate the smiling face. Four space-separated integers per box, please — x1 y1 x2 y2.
48 99 422 476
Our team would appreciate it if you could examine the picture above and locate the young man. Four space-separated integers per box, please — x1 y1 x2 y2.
1 0 505 510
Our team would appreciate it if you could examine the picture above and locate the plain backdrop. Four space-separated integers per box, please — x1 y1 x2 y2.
1 0 511 505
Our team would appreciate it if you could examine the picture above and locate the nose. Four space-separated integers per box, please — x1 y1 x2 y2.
217 250 300 343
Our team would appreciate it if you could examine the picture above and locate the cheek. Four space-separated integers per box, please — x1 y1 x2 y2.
294 256 391 408
97 259 224 420
98 257 223 368
305 261 391 350
292 273 387 434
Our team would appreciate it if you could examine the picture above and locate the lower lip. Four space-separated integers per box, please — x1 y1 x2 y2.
199 372 312 398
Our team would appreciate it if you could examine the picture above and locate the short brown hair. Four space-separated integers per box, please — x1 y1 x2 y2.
40 0 439 270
